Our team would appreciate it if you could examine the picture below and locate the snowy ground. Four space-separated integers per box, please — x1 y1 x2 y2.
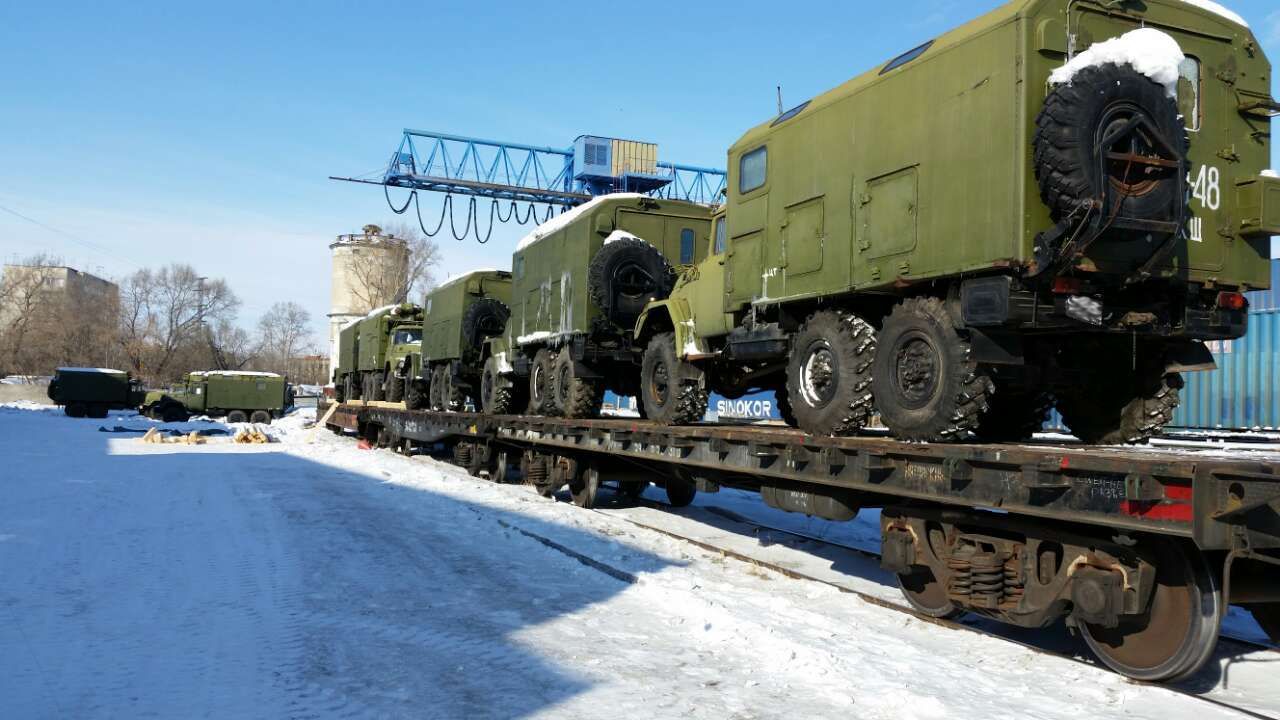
1 403 1275 719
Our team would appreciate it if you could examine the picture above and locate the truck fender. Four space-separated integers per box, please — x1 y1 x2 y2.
634 300 701 360
1165 340 1217 373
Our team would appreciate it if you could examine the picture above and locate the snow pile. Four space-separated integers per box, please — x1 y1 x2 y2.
602 229 641 245
1179 0 1248 27
1050 28 1184 98
515 193 647 252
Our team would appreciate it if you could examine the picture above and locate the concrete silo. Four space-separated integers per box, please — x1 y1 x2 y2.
327 225 410 381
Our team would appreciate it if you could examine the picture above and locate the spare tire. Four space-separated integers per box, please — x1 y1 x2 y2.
588 237 675 330
461 298 510 351
1034 63 1187 225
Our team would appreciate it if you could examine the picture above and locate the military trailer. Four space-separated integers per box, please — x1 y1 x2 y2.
634 0 1276 444
47 367 145 418
332 303 424 402
480 194 713 418
143 371 291 423
404 269 512 412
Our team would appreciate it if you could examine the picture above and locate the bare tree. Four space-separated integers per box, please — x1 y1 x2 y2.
345 223 441 312
117 264 239 383
0 254 64 374
255 301 313 374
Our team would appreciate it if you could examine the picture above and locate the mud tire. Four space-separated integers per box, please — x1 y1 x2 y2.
587 237 674 330
1034 63 1187 224
640 332 707 425
872 297 992 442
249 410 272 424
552 349 603 419
1057 370 1181 445
481 355 524 415
461 298 510 350
787 310 876 436
527 349 556 415
385 371 404 403
227 410 248 424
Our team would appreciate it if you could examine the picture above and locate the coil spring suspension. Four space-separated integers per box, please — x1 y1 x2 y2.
947 539 1024 610
452 442 473 467
523 454 549 485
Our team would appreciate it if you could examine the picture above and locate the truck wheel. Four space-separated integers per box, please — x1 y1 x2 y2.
462 298 510 350
481 356 523 415
334 380 346 404
774 385 797 428
368 371 386 402
66 403 87 418
344 374 358 401
872 297 993 441
84 404 109 419
1057 368 1181 445
161 404 188 423
227 410 248 424
588 237 675 330
1034 63 1186 226
640 332 707 425
432 364 465 412
787 310 877 436
552 349 603 419
527 349 556 415
250 410 272 424
405 379 427 410
973 390 1053 442
386 371 404 403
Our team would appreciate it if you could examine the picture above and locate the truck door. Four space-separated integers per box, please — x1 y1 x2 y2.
692 213 733 338
726 144 769 309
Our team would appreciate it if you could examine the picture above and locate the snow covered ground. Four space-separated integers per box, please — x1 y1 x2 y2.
0 403 1274 719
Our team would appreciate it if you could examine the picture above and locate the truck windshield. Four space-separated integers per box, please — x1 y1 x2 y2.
393 329 422 345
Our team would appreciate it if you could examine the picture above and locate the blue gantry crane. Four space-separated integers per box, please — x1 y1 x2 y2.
331 129 727 243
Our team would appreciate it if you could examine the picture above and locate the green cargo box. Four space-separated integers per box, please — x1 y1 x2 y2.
47 367 144 419
177 371 290 423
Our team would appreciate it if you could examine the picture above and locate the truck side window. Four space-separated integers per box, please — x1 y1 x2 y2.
680 228 695 264
1177 56 1200 131
713 218 726 254
740 146 767 194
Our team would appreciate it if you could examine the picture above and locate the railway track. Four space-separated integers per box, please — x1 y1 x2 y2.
564 482 1280 720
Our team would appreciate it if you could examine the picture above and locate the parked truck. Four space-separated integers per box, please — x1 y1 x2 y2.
47 367 146 418
405 269 512 411
480 194 713 417
332 303 424 403
632 0 1275 443
142 371 291 423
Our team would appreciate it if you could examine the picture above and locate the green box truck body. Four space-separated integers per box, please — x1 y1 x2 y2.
631 0 1275 444
408 270 512 411
483 194 712 417
47 367 144 418
181 371 289 423
332 303 423 403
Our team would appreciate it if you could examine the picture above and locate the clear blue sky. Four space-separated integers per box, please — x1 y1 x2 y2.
2 1 1277 345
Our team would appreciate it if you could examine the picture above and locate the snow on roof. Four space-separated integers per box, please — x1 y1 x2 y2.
1263 169 1278 179
432 268 502 293
1050 28 1184 98
340 303 400 330
191 370 282 378
515 193 647 252
1178 0 1248 28
56 367 126 374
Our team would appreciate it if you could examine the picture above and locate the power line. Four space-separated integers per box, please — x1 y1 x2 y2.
0 202 139 270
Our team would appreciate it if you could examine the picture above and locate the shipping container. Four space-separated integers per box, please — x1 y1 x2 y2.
1172 308 1280 430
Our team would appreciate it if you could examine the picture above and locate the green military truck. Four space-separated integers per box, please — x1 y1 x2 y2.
405 269 512 411
479 194 713 418
332 303 424 403
142 371 292 423
633 0 1275 444
47 367 146 418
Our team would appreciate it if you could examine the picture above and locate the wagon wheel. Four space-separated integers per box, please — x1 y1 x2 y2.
1079 539 1221 682
895 523 962 619
569 463 600 509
